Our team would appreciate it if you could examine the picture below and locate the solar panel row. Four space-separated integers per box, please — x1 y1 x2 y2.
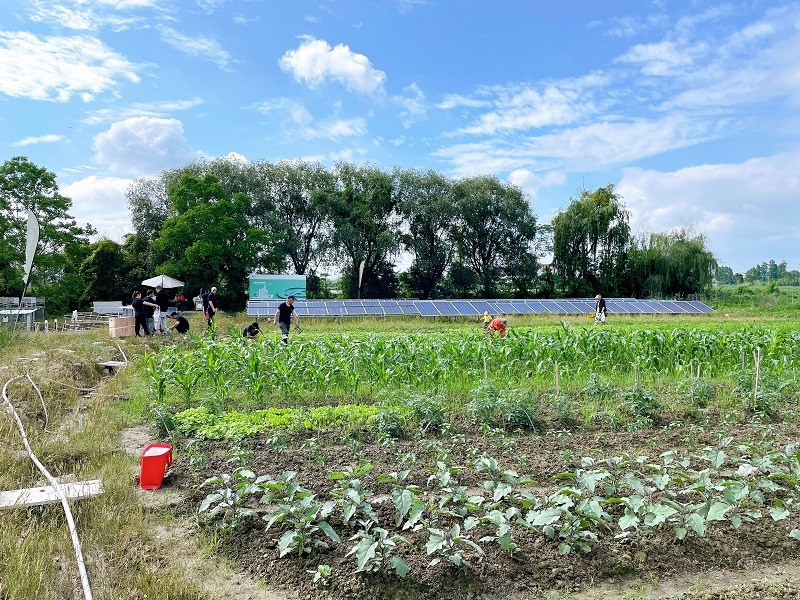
247 299 713 317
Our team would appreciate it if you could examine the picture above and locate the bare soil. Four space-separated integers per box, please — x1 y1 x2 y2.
168 422 800 599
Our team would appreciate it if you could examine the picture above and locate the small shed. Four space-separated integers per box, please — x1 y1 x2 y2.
0 308 38 331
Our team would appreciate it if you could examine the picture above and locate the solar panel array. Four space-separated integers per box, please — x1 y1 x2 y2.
247 298 713 318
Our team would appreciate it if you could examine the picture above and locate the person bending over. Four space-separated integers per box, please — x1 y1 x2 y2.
168 311 190 334
242 321 260 339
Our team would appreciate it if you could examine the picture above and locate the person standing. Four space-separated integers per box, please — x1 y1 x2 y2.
132 290 157 337
154 285 170 334
206 286 221 327
482 310 492 330
145 290 158 334
201 290 209 320
594 294 607 324
273 295 300 344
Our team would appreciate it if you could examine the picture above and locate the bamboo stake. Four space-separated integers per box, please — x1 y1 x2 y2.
753 347 761 408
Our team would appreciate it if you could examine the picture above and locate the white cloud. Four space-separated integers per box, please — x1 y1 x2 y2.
454 74 609 136
158 26 232 70
507 168 566 200
437 115 714 177
438 93 491 110
196 0 229 14
279 35 386 95
255 97 313 126
255 97 367 140
92 116 198 176
394 82 426 128
28 3 143 31
62 175 133 240
0 32 140 101
12 134 64 147
82 97 204 125
617 150 800 272
615 40 704 76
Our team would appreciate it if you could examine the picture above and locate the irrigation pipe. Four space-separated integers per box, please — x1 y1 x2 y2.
2 376 94 600
25 372 52 433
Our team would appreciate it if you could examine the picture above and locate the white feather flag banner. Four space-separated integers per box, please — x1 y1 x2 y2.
23 209 40 286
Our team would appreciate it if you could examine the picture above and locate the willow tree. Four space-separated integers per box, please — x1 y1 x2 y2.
394 168 456 299
552 184 631 297
329 162 400 298
452 175 538 298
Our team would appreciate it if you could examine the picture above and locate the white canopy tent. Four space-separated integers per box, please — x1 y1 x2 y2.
141 275 184 288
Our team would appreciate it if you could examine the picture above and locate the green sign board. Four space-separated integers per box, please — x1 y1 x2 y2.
248 274 307 300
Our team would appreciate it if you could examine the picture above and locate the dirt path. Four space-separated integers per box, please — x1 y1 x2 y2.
536 558 800 599
121 426 291 600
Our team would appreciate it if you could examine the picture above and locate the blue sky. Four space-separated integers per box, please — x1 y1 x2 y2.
2 0 799 274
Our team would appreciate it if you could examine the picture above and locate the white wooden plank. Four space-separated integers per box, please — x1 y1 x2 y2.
0 480 103 509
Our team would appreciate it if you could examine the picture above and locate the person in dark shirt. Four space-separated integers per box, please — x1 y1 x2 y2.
242 321 260 339
154 285 170 334
145 290 158 333
594 294 607 324
206 286 221 327
168 311 190 334
273 295 300 344
132 290 158 337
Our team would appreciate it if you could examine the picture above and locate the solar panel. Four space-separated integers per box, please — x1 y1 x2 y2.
509 300 530 313
606 300 636 314
450 301 477 316
495 301 518 314
417 301 441 316
246 298 712 318
687 300 714 313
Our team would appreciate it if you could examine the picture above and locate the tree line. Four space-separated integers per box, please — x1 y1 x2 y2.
1 155 724 314
716 261 800 286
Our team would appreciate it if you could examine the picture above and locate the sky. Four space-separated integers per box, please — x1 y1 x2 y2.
1 0 799 274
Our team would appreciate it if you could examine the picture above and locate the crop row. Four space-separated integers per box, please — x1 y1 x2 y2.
199 439 800 581
145 325 800 414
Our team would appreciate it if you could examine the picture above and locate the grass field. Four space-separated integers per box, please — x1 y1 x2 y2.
1 306 799 599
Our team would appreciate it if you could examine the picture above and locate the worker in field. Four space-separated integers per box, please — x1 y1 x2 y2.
482 310 492 330
487 316 508 338
594 294 607 324
242 321 260 339
168 311 190 334
274 295 301 344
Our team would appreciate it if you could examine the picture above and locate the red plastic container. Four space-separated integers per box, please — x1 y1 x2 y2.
139 443 173 490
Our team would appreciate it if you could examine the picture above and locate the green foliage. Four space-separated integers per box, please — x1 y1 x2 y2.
0 156 95 299
620 385 660 425
552 184 630 297
153 173 282 307
174 405 383 439
403 391 446 433
452 175 538 298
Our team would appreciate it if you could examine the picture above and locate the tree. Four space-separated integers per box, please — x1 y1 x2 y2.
452 175 538 298
80 239 132 305
329 163 400 298
257 160 335 275
626 228 717 298
0 157 94 311
152 174 282 307
552 184 631 297
394 168 456 299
